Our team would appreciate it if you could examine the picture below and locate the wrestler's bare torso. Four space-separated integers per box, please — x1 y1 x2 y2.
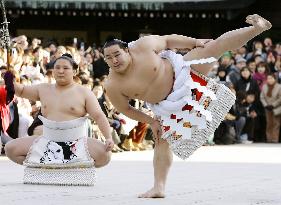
106 45 174 104
37 83 87 121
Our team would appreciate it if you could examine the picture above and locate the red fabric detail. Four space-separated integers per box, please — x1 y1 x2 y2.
182 104 193 111
163 126 170 132
190 72 207 86
194 88 202 101
170 114 176 119
190 72 207 101
0 86 10 133
176 118 183 123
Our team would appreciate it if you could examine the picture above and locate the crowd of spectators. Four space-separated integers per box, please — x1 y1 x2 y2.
0 35 280 155
210 37 281 144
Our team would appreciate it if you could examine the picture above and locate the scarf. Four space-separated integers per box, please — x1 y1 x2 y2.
253 72 266 90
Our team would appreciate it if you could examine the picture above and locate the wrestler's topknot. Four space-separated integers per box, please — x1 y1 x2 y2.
53 53 78 70
103 39 128 52
62 53 73 59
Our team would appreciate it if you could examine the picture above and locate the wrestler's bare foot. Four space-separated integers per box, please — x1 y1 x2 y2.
138 187 165 198
246 14 272 32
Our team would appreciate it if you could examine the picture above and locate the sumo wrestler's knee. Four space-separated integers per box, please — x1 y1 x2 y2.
4 141 17 159
95 151 112 168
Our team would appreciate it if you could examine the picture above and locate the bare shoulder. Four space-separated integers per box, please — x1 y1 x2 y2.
37 83 49 88
75 83 93 96
37 83 53 91
131 35 161 50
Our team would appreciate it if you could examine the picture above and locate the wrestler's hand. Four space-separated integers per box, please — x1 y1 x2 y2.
150 120 162 145
195 39 213 48
105 138 114 152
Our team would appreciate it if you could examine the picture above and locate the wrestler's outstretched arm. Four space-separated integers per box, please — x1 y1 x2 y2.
4 71 40 101
133 34 208 53
85 88 114 151
105 83 162 141
13 82 40 101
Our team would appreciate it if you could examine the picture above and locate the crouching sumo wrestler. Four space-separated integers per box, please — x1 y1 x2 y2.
4 54 114 185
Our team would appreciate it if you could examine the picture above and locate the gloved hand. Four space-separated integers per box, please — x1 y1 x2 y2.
3 71 15 104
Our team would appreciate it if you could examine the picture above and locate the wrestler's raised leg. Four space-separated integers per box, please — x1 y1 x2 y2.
87 138 112 168
138 138 173 198
5 136 37 164
184 14 272 75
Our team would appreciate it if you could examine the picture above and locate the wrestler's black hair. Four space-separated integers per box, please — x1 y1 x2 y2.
102 39 128 53
53 53 79 70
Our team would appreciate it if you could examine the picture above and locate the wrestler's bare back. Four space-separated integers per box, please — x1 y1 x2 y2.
38 83 88 121
106 46 174 104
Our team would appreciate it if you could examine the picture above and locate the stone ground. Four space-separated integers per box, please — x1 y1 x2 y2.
1 143 281 205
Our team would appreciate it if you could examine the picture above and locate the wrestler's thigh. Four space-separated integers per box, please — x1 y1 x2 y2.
183 40 221 76
87 138 110 166
5 136 38 156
